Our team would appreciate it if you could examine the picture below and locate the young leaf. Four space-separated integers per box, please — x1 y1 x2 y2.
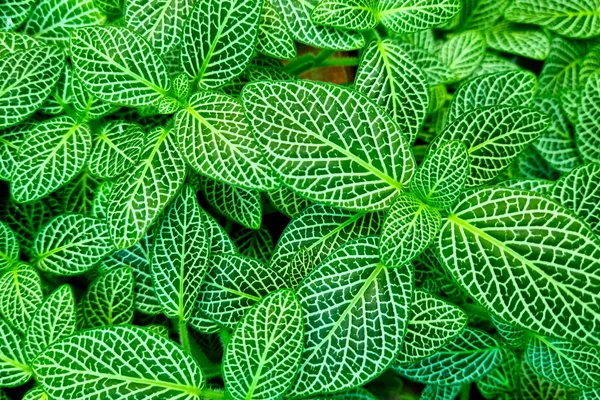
439 30 486 80
92 181 114 220
396 290 467 365
375 0 461 33
472 52 520 77
88 121 145 179
24 285 76 362
311 0 377 31
81 267 135 327
0 221 18 270
0 46 65 128
151 186 209 320
107 126 186 249
231 227 274 264
242 80 415 211
70 26 171 107
439 187 600 346
256 0 297 60
0 264 43 333
1 198 54 256
22 386 49 400
33 325 205 399
0 318 31 387
287 236 412 398
394 328 503 386
202 179 262 230
379 193 441 267
485 23 550 61
33 214 114 276
223 290 303 400
492 316 528 348
577 72 600 162
70 75 118 121
180 0 262 89
267 185 311 218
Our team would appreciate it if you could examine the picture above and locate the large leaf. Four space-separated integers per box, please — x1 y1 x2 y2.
287 236 412 398
88 121 144 179
33 325 205 399
107 126 186 249
492 316 528 348
24 285 76 363
395 42 456 86
175 91 277 190
0 221 18 270
242 80 415 211
71 26 171 107
521 359 571 400
267 185 311 218
439 30 486 80
223 290 303 400
180 0 262 89
0 318 31 387
33 214 114 276
375 0 461 34
355 38 428 144
81 267 135 327
0 0 34 31
202 179 262 230
0 46 65 128
439 187 600 346
57 171 100 215
256 0 296 60
0 264 43 333
577 72 600 162
485 23 550 61
312 0 377 31
152 186 209 320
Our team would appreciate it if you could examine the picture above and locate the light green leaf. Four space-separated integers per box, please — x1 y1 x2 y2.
485 23 550 61
439 187 600 346
267 186 311 219
92 180 114 221
396 289 467 365
94 0 121 16
202 178 262 230
287 247 314 288
0 0 34 31
497 178 554 194
355 38 428 144
33 325 205 399
527 335 600 389
188 310 220 335
257 0 297 60
88 121 144 179
432 106 549 187
270 0 365 50
24 0 104 46
231 227 274 264
57 170 100 215
520 359 570 400
415 248 465 300
421 385 461 400
180 0 262 89
81 267 135 327
472 52 520 77
11 116 91 203
40 63 73 116
0 264 43 333
0 123 28 181
476 350 520 398
375 0 461 34
287 236 412 398
107 126 186 249
459 0 510 30
223 289 303 400
175 91 277 191
242 80 415 211
0 318 31 387
70 75 118 121
394 327 503 386
0 221 18 270
538 37 585 97
0 31 39 59
33 214 114 276
312 0 377 31
195 254 286 329
152 186 209 320
448 70 537 123
577 73 600 163
439 30 486 80
22 386 49 400
269 204 382 282
24 285 76 363
505 0 600 39
0 46 65 129
491 316 528 348
396 42 456 86
515 146 561 181
411 140 469 210
71 26 171 107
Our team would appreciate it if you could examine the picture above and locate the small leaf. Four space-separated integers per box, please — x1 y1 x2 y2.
485 23 551 60
81 267 135 327
1 199 54 256
88 121 145 179
57 170 100 215
256 0 297 60
0 318 31 387
439 30 486 80
22 386 49 400
267 186 311 218
312 0 377 31
202 178 262 230
491 316 528 348
375 0 461 34
92 181 114 221
477 350 520 398
231 227 274 263
70 75 118 121
0 264 43 333
0 221 18 270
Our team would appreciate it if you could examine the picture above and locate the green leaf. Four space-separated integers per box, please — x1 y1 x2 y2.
107 126 186 249
1 198 54 256
505 0 600 39
40 63 73 116
0 123 28 181
577 73 600 163
176 91 277 191
70 26 171 107
312 0 377 31
223 289 303 400
448 70 537 124
24 285 76 363
0 46 65 128
396 42 456 86
70 75 118 121
33 214 114 276
527 335 600 389
242 80 415 211
472 52 520 77
88 121 145 179
92 180 114 221
580 389 600 400
0 318 31 387
269 204 382 282
287 236 412 398
458 0 510 30
81 267 135 327
270 0 365 50
396 289 467 365
485 23 550 61
411 140 469 210
421 385 461 400
231 227 274 264
394 327 503 386
198 206 237 255
202 178 262 230
491 316 528 348
196 254 286 328
33 325 205 399
476 350 520 398
380 193 441 267
439 187 600 346
257 0 297 60
520 359 570 400
0 0 34 31
24 0 104 46
180 0 262 89
22 386 49 400
375 0 461 34
0 264 43 333
538 37 586 97
152 186 209 320
432 106 549 186
553 162 599 234
56 171 100 215
355 38 428 144
11 116 91 203
0 221 18 270
267 185 311 218
439 30 486 80
0 32 39 59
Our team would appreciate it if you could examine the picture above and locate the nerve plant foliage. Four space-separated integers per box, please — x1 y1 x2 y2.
1 0 600 400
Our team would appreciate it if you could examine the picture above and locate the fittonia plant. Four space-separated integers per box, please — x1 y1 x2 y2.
1 0 600 399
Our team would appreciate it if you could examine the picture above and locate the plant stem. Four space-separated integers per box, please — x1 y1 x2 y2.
284 49 338 75
199 388 227 399
179 320 191 354
460 383 471 400
319 57 360 67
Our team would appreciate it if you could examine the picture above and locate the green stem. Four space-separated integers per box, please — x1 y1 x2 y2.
179 320 191 354
284 49 337 75
460 383 470 400
199 388 226 399
319 57 360 67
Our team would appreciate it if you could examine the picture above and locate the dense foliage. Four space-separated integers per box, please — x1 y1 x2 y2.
1 0 600 399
